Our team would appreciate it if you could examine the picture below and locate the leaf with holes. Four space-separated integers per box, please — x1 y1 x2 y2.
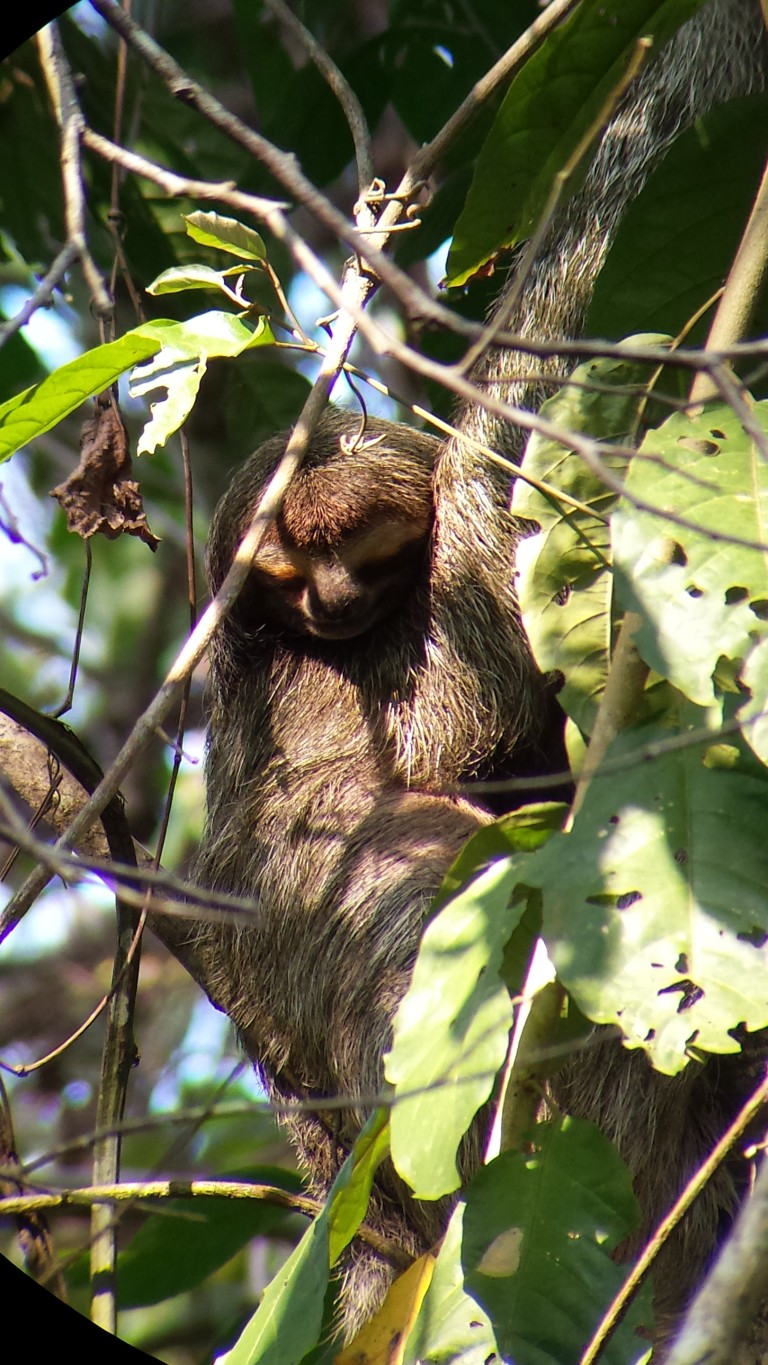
612 402 768 706
513 344 665 734
524 715 768 1074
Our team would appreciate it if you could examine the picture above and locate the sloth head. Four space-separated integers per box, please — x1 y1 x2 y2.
209 410 439 641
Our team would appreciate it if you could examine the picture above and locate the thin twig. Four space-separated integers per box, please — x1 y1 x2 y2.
80 126 768 382
0 1079 66 1300
702 361 768 463
580 1069 768 1365
0 243 78 351
80 132 768 556
0 1180 409 1266
52 539 92 718
36 25 112 317
406 0 582 184
86 0 577 310
1 919 144 1079
665 1131 768 1365
262 0 373 194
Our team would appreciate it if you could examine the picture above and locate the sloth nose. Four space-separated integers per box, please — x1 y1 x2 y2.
310 562 364 619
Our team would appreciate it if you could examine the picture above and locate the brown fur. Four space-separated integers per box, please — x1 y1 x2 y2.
193 1 768 1342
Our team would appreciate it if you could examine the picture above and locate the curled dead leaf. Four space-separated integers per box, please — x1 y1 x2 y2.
51 394 159 550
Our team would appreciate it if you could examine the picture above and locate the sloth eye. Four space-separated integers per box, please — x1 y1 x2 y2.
355 553 399 583
279 574 306 594
368 551 398 568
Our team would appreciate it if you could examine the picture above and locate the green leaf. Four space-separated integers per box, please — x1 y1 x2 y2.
402 1203 498 1365
0 332 161 463
217 1112 388 1365
325 1109 390 1267
133 357 206 456
216 1217 329 1365
447 0 707 285
386 859 520 1199
437 803 564 908
528 716 768 1073
612 402 768 707
130 311 275 455
146 263 244 296
463 1117 652 1365
114 1168 304 1308
588 95 768 339
138 311 274 362
513 345 665 733
0 307 270 466
184 211 268 261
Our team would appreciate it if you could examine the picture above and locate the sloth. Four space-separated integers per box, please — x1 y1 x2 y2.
193 0 768 1339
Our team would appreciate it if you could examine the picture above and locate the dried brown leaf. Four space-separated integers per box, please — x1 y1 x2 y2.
51 395 160 550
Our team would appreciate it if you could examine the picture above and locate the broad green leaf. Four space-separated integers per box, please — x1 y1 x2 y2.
437 802 565 907
588 95 768 340
613 402 768 706
216 1218 329 1365
325 1109 390 1266
130 311 275 454
146 263 246 297
402 1203 497 1365
447 0 707 285
136 311 274 363
527 716 768 1073
184 211 268 261
133 357 205 456
217 1111 388 1365
386 858 520 1199
513 345 665 733
0 332 161 462
114 1167 304 1308
463 1117 652 1365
